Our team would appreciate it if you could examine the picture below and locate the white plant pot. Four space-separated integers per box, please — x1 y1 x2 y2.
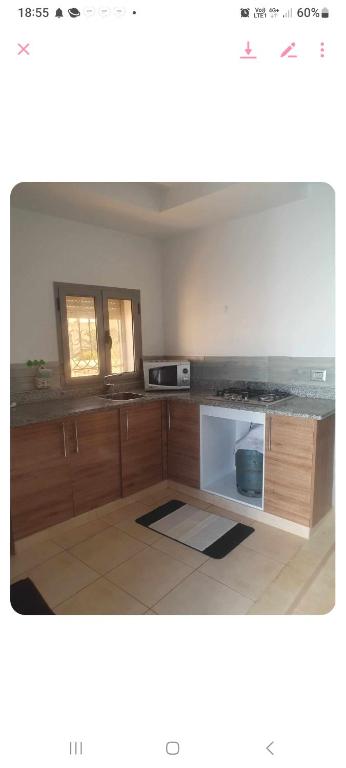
35 376 50 389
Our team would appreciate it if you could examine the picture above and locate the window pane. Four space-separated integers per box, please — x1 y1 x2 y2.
66 296 100 377
108 298 135 374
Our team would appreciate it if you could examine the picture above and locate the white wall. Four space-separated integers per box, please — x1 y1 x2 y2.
162 184 335 357
11 184 335 363
10 208 164 363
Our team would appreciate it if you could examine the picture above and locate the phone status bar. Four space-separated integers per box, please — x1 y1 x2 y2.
239 6 330 19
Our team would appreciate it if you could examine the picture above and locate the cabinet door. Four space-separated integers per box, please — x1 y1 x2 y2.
70 410 122 515
264 415 315 526
11 420 74 540
167 401 200 488
120 402 163 496
311 414 335 526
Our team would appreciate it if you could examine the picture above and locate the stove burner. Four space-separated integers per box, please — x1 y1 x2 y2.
216 388 293 405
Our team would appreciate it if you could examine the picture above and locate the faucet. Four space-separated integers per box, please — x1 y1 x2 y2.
104 373 121 393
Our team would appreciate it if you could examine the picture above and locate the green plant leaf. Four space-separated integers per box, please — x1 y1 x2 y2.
26 358 46 367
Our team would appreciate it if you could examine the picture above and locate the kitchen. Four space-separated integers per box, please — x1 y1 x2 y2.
10 182 335 615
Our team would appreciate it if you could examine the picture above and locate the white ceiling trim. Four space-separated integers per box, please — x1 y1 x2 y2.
11 182 310 239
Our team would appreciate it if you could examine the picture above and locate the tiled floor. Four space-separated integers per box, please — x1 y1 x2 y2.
10 485 335 615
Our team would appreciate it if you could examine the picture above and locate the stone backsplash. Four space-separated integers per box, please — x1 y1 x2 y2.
11 356 335 403
190 356 335 399
10 361 62 394
10 361 144 405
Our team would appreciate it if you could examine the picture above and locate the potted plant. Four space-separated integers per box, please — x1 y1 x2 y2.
26 359 52 389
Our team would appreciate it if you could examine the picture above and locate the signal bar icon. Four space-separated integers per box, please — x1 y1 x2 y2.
283 8 293 17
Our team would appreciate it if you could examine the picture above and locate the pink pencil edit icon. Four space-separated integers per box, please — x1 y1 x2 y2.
280 42 297 58
240 41 257 59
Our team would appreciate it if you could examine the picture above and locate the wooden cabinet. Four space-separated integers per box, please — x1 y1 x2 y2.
69 410 122 516
264 414 334 527
11 420 74 540
167 400 200 488
11 410 122 540
120 401 163 496
11 399 334 544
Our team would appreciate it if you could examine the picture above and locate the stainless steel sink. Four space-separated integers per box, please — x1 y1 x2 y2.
99 392 144 401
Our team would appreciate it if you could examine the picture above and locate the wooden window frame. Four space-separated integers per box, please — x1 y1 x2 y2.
54 282 143 387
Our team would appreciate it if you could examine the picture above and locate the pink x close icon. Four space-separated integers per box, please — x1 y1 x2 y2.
17 43 30 55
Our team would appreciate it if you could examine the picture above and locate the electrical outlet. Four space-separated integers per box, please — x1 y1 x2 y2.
311 369 327 382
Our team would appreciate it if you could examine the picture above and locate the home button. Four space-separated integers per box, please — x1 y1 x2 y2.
166 741 180 755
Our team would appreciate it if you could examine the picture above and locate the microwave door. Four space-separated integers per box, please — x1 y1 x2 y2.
149 365 178 387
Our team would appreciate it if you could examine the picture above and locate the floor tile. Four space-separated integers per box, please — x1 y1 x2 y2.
288 515 334 582
151 536 209 568
14 528 55 552
106 547 193 607
11 540 63 579
154 571 253 615
241 523 303 564
308 512 335 553
93 498 127 518
52 519 112 549
287 543 324 583
121 483 168 505
26 551 99 608
11 569 30 585
144 490 176 507
70 527 147 574
115 519 161 545
169 492 210 510
14 509 100 550
10 493 334 616
247 564 307 614
55 578 147 615
291 550 335 615
101 500 152 526
199 545 283 601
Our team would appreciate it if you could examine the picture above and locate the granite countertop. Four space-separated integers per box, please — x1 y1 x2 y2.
186 393 335 419
10 390 335 427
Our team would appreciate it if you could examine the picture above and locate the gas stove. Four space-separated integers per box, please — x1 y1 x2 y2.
215 387 294 406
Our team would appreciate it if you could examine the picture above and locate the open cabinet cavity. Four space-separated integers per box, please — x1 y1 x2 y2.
200 405 266 510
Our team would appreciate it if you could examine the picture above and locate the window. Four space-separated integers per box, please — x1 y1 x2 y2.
54 282 142 384
66 295 100 377
107 298 135 374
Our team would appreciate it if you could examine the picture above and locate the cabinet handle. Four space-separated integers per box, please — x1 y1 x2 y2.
62 423 67 458
74 420 79 454
168 406 171 431
126 413 129 440
268 417 272 452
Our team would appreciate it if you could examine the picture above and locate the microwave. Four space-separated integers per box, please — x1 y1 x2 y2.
143 360 190 390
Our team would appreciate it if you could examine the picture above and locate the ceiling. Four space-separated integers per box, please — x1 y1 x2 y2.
11 182 310 239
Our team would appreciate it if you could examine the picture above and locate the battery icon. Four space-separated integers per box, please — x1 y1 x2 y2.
321 7 329 18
